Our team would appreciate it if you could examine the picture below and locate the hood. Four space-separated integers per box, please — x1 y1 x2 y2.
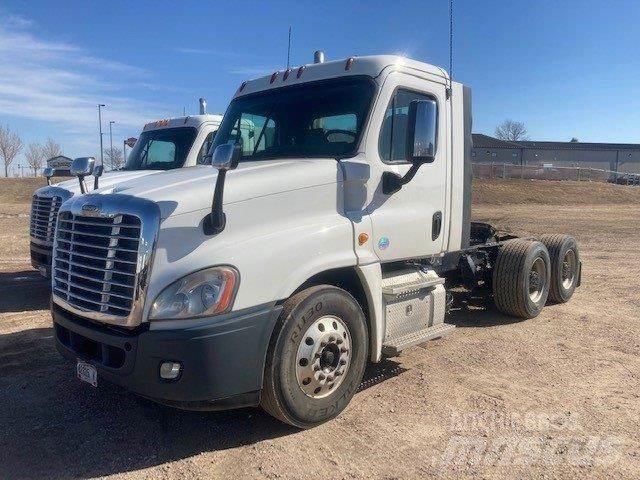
55 170 162 195
110 159 340 219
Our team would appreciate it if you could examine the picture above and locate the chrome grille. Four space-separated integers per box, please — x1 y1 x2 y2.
52 211 141 317
30 194 63 244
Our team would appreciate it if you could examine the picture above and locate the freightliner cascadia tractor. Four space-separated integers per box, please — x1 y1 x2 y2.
29 100 222 277
49 54 580 428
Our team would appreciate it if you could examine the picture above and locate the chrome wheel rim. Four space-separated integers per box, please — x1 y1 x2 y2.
561 249 577 289
295 315 351 399
528 257 547 303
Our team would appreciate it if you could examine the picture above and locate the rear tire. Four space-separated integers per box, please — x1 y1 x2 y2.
492 239 551 319
540 234 580 303
261 285 368 428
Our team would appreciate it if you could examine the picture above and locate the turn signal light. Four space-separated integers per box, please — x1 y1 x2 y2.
358 233 369 245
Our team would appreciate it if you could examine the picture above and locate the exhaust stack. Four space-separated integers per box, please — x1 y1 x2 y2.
199 98 207 115
314 50 325 64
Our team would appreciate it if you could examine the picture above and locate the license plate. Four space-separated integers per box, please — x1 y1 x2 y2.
76 360 97 387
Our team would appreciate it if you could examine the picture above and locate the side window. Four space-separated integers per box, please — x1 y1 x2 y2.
196 130 217 164
379 89 437 163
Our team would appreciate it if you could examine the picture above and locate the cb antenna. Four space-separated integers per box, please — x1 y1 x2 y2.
449 0 453 84
286 26 292 69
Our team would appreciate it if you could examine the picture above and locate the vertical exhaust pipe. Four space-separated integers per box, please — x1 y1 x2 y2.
314 50 325 64
199 97 207 115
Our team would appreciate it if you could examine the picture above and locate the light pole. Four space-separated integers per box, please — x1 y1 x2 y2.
109 121 115 169
98 104 106 165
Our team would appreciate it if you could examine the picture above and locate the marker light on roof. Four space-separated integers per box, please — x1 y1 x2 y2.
239 81 247 92
270 71 279 84
297 65 306 78
283 68 292 81
345 57 355 71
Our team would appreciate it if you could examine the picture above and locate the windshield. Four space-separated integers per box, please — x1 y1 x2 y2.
211 76 375 160
123 127 197 171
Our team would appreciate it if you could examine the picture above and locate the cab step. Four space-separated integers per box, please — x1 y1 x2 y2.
382 322 455 357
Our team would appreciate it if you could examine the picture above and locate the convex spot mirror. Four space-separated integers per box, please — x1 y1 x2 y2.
406 99 437 164
209 143 241 171
202 143 241 236
93 164 104 190
43 166 54 185
71 157 95 177
71 157 95 194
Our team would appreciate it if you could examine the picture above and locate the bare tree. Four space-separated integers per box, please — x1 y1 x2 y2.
41 138 63 160
0 125 23 177
103 146 124 170
495 119 529 142
570 137 579 143
25 142 45 176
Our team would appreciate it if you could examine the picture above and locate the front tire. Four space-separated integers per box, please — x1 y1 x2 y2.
261 285 368 428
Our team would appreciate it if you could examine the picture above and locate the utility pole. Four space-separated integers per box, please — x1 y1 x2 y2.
123 139 127 166
109 121 115 168
98 104 106 165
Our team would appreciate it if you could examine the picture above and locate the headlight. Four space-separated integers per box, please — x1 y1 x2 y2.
149 266 239 320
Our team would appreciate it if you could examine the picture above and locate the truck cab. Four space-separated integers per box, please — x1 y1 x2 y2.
50 55 580 427
30 111 223 276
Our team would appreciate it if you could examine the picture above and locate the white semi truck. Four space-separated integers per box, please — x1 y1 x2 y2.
29 100 222 276
50 54 580 428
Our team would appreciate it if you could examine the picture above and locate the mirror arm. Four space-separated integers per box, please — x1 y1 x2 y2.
93 176 99 190
77 176 87 194
203 170 227 235
382 162 423 195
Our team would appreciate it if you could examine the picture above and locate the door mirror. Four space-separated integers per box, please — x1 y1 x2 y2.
210 143 241 171
406 99 437 164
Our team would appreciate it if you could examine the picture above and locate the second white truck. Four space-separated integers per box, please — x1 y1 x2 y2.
29 100 222 276
49 54 581 428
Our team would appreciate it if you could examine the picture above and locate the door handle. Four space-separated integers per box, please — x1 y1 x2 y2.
432 211 442 240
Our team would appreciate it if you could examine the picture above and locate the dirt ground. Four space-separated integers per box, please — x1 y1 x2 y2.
0 179 638 479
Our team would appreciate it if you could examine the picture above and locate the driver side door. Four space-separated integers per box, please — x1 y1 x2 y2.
367 74 449 262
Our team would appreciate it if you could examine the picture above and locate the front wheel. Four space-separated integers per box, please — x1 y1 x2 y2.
261 285 368 428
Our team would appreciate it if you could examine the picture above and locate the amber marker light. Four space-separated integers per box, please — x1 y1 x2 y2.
358 233 369 245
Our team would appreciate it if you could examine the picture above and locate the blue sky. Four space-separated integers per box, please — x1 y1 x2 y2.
1 0 639 175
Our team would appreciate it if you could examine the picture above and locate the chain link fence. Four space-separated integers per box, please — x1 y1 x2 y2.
472 163 640 186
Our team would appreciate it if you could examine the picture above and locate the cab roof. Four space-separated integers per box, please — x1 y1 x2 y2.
143 114 223 131
234 55 450 98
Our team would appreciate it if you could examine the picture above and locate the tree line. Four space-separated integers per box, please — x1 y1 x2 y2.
0 124 126 178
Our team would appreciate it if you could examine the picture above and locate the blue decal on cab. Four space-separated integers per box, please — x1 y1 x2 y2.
378 236 390 250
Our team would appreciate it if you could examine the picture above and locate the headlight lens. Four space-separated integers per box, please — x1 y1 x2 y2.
149 266 239 320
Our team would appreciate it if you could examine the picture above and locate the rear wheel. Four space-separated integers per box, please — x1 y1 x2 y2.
540 234 580 303
492 239 551 319
261 285 368 428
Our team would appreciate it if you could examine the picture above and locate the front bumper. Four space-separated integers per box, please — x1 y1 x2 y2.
30 241 52 277
53 302 282 410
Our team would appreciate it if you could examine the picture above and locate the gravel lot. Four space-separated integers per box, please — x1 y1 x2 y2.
0 179 638 479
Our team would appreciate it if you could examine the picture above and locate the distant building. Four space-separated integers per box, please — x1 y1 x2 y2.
472 134 640 173
47 155 73 176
